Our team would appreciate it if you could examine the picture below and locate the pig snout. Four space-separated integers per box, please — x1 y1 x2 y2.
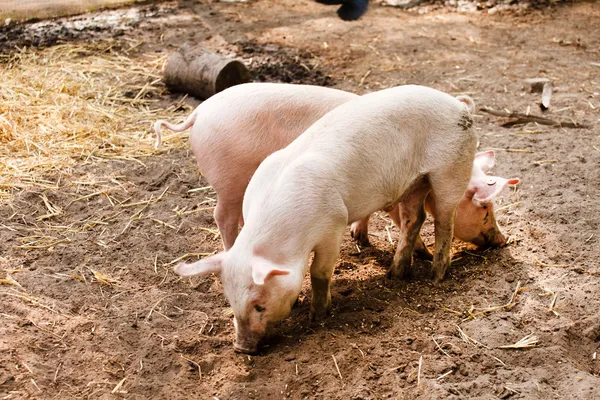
490 231 507 247
233 339 259 355
232 318 264 355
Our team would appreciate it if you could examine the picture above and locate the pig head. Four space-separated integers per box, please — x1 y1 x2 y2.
427 150 520 248
174 252 302 354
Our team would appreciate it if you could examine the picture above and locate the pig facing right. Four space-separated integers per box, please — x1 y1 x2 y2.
175 85 480 353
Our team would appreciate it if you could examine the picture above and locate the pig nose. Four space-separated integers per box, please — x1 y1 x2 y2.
234 342 258 355
493 234 507 248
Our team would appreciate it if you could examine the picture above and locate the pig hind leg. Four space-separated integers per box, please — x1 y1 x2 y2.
214 195 243 251
428 166 472 282
387 182 429 279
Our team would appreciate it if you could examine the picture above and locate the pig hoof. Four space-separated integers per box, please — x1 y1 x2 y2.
351 230 371 247
413 247 434 261
386 268 407 280
234 344 259 355
430 269 445 284
309 307 329 322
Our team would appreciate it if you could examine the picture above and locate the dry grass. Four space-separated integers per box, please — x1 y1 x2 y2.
0 41 191 204
499 334 539 349
464 281 525 321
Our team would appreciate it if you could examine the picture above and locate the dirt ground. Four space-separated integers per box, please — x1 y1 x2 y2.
1 0 599 399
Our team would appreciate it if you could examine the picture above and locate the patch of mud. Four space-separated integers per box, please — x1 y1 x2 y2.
0 2 332 87
236 41 332 86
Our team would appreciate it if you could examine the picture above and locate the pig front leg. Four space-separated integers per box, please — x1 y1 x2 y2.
384 179 430 279
354 210 432 259
350 215 371 247
309 230 345 321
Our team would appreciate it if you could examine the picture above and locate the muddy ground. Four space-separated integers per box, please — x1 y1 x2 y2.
1 0 599 399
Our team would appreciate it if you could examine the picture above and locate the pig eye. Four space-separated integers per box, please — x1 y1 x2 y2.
254 305 265 313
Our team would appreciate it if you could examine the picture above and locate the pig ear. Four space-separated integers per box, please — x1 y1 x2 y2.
471 176 520 205
174 252 226 277
474 151 496 173
252 262 291 286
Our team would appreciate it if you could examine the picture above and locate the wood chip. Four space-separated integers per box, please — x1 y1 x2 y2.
481 107 588 129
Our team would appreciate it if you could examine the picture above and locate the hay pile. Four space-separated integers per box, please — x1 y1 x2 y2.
0 40 191 203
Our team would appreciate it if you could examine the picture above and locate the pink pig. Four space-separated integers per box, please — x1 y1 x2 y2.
154 83 358 250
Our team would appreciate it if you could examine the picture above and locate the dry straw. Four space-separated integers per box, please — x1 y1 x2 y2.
499 334 539 349
0 40 191 203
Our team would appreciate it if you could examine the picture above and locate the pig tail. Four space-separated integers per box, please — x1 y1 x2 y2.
455 95 475 114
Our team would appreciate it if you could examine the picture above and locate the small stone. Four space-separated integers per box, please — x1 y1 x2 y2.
505 274 515 283
298 354 311 363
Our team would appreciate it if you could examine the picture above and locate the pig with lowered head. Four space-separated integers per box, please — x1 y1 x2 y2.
174 85 481 353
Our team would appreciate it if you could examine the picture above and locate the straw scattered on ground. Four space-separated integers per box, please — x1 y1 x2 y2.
0 40 191 204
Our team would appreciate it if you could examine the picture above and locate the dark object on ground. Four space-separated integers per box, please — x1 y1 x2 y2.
315 0 369 20
480 107 589 129
163 44 250 99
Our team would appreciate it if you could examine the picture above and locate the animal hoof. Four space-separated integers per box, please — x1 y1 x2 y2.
310 309 327 322
386 267 406 280
351 229 371 247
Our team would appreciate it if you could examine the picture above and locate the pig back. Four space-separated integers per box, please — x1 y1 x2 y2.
188 83 357 186
280 85 477 221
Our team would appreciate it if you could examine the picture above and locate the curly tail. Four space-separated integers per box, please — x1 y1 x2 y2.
455 95 475 114
153 107 200 150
